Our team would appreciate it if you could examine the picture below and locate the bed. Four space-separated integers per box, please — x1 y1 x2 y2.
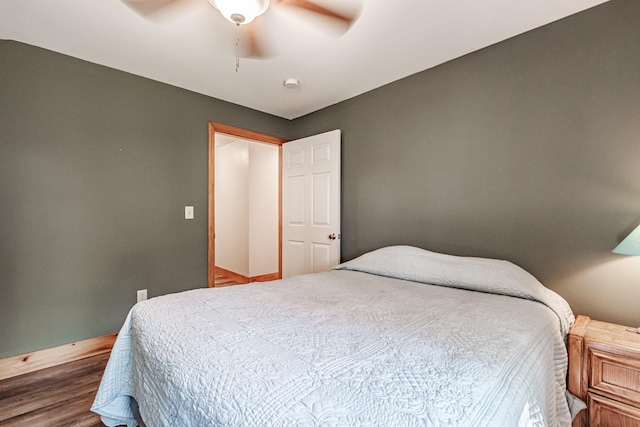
92 245 582 426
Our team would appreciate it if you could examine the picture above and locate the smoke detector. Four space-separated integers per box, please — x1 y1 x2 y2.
283 78 300 89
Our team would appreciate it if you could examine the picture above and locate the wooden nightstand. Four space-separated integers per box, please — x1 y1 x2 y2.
568 315 640 427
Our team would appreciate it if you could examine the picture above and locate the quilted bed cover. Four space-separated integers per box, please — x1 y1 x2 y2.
93 246 576 426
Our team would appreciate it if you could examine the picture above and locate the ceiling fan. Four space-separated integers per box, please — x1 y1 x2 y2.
123 0 362 58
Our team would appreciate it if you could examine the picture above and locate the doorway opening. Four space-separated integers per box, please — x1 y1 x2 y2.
207 122 287 288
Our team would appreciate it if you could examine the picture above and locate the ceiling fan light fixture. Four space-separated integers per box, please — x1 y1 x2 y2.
208 0 270 25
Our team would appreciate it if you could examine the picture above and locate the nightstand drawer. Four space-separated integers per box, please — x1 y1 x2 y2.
589 393 640 427
590 348 640 404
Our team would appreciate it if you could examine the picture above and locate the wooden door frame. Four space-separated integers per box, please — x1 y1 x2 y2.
208 122 288 288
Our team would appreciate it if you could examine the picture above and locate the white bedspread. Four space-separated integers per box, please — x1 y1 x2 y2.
93 246 575 426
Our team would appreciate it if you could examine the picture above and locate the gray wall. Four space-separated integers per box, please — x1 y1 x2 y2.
2 0 639 359
293 0 640 327
0 41 290 358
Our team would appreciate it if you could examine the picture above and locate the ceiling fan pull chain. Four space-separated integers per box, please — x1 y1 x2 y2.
235 35 240 73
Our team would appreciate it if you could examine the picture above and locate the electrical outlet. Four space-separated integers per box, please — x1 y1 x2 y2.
137 289 147 303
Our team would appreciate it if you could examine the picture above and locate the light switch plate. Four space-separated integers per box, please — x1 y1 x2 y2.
185 206 194 219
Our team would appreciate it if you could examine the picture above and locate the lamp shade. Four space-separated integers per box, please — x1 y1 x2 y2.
613 224 640 255
208 0 269 25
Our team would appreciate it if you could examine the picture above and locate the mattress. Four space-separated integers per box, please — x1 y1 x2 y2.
92 246 576 426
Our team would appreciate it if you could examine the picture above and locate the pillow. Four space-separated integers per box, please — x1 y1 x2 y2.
333 245 574 334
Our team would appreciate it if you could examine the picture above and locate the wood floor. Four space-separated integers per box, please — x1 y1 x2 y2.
0 280 241 426
214 273 241 287
0 352 110 427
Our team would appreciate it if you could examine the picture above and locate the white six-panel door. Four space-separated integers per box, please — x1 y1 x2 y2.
282 130 341 278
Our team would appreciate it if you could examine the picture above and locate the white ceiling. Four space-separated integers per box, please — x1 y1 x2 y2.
1 0 609 120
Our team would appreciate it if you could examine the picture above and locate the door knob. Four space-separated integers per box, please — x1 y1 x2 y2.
328 233 336 240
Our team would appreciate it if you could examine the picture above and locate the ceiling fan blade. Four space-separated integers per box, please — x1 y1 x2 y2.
121 0 200 22
275 0 359 26
238 19 277 59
